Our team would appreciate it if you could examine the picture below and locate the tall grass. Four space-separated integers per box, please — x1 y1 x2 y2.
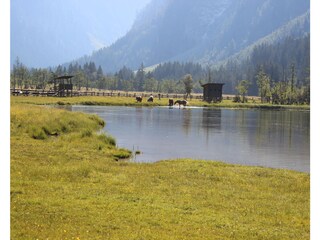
11 102 309 239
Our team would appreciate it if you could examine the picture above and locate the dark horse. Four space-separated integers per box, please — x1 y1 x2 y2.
168 98 174 107
147 96 153 102
174 99 188 107
136 96 142 102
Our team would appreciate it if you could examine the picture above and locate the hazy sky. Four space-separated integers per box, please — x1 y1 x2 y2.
12 0 152 46
10 0 152 66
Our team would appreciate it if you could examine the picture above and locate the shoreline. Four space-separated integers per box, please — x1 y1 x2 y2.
11 95 310 111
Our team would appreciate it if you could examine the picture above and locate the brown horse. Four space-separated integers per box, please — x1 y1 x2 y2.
168 98 174 106
136 96 142 102
174 100 188 107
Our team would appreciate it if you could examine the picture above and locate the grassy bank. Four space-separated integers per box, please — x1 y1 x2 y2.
11 103 310 239
11 95 310 110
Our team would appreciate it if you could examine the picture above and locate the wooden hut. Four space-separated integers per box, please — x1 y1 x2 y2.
49 75 74 97
201 83 224 102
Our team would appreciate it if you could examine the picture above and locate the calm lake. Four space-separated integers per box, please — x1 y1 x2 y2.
72 106 310 172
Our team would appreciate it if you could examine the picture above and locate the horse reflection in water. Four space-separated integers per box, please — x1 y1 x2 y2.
174 99 188 108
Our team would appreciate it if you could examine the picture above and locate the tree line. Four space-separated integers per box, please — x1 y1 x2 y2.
10 59 205 94
11 35 309 104
234 66 309 104
229 35 310 104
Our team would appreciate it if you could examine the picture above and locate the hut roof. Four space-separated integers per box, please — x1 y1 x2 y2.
201 82 224 87
54 75 74 80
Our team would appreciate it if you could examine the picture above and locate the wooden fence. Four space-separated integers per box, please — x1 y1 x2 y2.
10 89 206 99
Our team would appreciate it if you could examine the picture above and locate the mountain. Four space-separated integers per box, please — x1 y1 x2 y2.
75 0 309 73
10 0 151 68
213 10 310 67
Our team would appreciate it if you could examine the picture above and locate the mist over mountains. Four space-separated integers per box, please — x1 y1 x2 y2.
11 0 151 67
74 0 309 73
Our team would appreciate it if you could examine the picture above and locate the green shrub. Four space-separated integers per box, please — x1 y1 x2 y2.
30 127 47 140
98 133 116 146
89 114 105 127
81 101 95 105
113 148 131 160
56 101 65 105
41 126 51 135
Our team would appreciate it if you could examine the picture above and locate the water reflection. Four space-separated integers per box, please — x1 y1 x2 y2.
202 108 222 130
182 109 192 135
201 109 222 146
72 106 310 172
242 110 310 153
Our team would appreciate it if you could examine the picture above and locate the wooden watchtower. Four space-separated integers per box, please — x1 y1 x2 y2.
201 83 224 102
50 75 74 97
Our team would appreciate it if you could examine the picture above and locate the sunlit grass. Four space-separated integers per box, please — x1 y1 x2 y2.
11 102 309 239
11 95 310 110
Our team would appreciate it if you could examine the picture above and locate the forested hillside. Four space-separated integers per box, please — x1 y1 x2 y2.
212 35 310 94
74 0 309 72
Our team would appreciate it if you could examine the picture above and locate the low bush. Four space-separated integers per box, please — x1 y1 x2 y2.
113 148 132 160
98 133 116 146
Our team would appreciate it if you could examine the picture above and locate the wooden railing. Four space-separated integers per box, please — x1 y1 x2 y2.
10 89 204 99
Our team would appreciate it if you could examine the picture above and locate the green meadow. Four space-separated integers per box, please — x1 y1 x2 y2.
10 98 309 239
11 95 310 110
